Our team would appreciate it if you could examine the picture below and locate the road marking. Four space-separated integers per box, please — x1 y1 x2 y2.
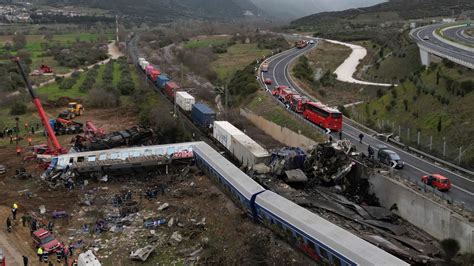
341 128 474 196
342 122 474 183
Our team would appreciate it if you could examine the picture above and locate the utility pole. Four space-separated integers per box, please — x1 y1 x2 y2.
15 117 20 156
116 15 119 43
181 63 184 85
443 137 446 157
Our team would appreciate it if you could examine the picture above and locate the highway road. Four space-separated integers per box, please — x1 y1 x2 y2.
443 25 474 45
260 40 474 209
410 24 474 67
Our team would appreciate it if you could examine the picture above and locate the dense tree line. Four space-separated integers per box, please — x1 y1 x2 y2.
117 57 135 95
43 41 108 68
227 62 259 106
79 66 99 92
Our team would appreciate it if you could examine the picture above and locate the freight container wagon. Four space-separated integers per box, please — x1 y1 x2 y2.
175 91 195 111
148 69 161 82
191 103 216 130
230 134 270 168
156 75 170 89
164 81 180 98
213 121 244 150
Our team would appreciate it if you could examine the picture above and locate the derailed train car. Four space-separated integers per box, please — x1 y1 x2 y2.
193 142 408 266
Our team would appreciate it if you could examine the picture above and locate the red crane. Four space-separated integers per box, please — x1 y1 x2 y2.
14 58 66 155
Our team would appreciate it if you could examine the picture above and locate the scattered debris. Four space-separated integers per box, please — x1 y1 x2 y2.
158 203 169 211
284 169 308 183
169 231 183 245
130 245 157 262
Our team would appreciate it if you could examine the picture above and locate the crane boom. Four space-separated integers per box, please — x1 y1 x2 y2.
14 58 65 155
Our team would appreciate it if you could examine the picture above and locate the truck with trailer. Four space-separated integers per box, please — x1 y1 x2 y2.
261 62 269 72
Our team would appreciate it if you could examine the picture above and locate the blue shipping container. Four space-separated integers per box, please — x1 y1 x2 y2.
155 75 170 89
192 103 216 129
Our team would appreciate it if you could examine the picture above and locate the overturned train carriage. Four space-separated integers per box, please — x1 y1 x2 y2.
192 142 408 266
45 142 199 175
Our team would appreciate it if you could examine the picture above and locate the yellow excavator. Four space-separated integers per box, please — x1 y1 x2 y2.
58 102 84 120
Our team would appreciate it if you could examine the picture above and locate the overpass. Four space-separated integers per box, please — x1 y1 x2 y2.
410 24 474 69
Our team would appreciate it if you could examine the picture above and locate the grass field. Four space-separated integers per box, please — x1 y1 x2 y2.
246 90 324 142
37 71 88 101
0 32 114 73
306 40 351 72
183 35 230 49
211 43 271 82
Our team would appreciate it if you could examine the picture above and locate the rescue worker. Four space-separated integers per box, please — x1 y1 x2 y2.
10 135 13 144
358 133 364 144
56 246 64 263
31 126 35 135
368 145 374 159
37 247 43 262
30 218 37 235
6 217 12 233
24 122 28 131
12 203 18 220
16 146 21 156
47 221 54 232
63 246 69 264
27 137 32 146
339 131 343 140
22 255 28 266
329 135 333 143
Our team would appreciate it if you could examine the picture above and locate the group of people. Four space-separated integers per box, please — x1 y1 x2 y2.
5 202 76 265
37 243 75 264
1 123 39 143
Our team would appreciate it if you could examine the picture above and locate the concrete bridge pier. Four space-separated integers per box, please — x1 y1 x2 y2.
419 46 430 66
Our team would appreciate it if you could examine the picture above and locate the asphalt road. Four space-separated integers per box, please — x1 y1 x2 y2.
260 40 474 209
410 24 474 67
443 25 474 45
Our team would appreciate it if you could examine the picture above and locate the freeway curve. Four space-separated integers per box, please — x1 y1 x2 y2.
410 24 474 68
260 39 474 209
443 24 474 46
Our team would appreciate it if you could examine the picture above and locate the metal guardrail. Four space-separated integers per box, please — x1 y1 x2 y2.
343 117 474 178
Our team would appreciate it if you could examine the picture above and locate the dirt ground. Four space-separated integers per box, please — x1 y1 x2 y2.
0 104 313 265
0 163 313 265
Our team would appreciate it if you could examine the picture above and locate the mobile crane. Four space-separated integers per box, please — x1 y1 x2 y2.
14 58 67 156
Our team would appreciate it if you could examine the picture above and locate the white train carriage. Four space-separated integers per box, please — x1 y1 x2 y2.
192 142 266 214
47 142 199 172
254 191 408 266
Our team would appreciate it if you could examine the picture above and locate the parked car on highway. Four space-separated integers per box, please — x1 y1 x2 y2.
423 35 430 40
264 78 272 85
421 174 451 191
0 165 5 174
376 145 404 169
309 40 315 44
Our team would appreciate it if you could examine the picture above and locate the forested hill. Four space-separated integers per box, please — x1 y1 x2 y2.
5 0 263 22
291 0 474 26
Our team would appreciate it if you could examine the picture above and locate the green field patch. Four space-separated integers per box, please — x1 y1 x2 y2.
211 43 271 82
184 35 230 49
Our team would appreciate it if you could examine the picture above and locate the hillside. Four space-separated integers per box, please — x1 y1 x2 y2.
291 0 474 27
250 0 385 20
9 0 262 22
352 63 474 169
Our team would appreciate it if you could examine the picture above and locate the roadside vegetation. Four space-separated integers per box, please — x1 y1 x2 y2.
352 62 474 168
